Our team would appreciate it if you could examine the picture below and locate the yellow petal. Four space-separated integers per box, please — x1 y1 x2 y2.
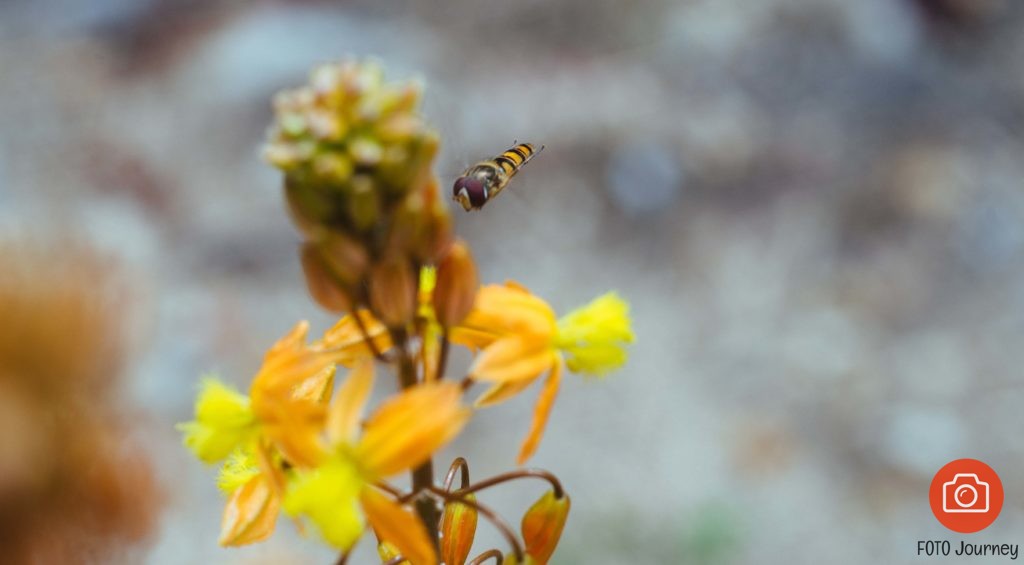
420 322 442 383
470 336 555 384
516 361 562 465
361 487 437 565
283 457 366 550
521 490 571 564
219 473 281 547
441 494 478 565
178 377 256 463
555 292 633 377
327 360 375 445
357 382 470 477
217 446 261 494
291 364 336 403
474 379 535 408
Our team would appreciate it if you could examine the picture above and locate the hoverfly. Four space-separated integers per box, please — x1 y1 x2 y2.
452 142 542 211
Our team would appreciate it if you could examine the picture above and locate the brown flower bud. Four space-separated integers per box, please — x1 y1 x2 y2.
300 244 352 313
284 177 334 239
417 178 454 263
369 257 416 327
441 493 478 565
433 240 478 328
521 490 570 564
318 232 369 287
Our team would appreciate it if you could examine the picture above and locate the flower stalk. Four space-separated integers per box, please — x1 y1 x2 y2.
178 58 633 565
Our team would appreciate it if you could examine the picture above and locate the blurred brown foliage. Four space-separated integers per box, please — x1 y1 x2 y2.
0 240 160 564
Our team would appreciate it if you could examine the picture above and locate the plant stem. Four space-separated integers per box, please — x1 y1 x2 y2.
394 330 441 554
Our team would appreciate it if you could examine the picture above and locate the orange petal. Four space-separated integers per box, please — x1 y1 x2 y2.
378 541 410 564
470 336 554 384
291 364 336 403
327 360 375 445
502 280 532 293
259 399 328 468
471 284 555 333
521 490 570 564
357 382 471 477
219 474 280 546
448 326 501 351
441 494 478 565
516 361 562 465
361 487 438 565
252 321 340 401
320 309 392 363
475 379 535 408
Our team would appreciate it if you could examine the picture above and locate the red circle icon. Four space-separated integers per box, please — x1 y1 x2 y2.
929 459 1003 533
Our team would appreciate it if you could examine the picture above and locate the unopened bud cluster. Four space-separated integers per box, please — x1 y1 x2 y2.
265 60 458 324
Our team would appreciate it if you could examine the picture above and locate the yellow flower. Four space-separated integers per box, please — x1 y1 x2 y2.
555 292 633 375
179 313 389 547
283 361 470 562
451 283 633 464
218 466 281 547
217 447 261 494
178 377 257 463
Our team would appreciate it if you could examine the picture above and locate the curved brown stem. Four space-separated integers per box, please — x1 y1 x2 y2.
436 332 451 381
458 469 565 499
425 486 524 562
352 308 389 362
333 525 369 565
443 457 470 492
373 481 405 498
383 557 407 565
468 549 504 564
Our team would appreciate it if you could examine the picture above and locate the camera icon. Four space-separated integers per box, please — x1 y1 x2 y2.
942 473 990 514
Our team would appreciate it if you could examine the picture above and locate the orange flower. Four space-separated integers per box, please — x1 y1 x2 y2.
283 361 471 562
451 283 633 464
251 314 390 467
180 313 390 546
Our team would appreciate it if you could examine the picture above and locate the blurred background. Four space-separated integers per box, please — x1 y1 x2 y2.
2 0 1023 563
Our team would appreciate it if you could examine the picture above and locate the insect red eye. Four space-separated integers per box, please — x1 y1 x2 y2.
452 177 467 197
463 178 487 207
453 176 487 208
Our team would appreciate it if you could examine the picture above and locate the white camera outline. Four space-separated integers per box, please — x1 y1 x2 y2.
942 473 990 514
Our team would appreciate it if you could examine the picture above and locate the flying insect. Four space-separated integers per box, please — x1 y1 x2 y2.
452 142 542 211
